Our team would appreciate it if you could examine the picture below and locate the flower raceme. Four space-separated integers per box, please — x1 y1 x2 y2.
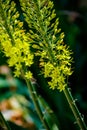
20 0 73 91
0 0 33 79
39 41 72 91
0 0 73 92
1 37 33 78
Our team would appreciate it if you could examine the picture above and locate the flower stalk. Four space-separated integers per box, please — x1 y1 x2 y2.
63 87 87 130
24 78 50 130
0 111 11 130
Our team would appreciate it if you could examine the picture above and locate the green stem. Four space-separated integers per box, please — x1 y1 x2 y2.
38 96 60 130
63 87 87 130
25 78 50 130
0 111 11 130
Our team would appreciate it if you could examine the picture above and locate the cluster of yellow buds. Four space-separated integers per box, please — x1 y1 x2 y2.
20 0 73 91
0 0 33 79
0 0 73 91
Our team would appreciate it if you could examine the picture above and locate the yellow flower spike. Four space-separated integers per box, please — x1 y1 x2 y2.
0 0 34 79
0 0 71 90
20 0 72 91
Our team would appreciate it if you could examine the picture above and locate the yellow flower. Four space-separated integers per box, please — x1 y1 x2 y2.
44 62 53 77
25 71 33 79
14 69 21 77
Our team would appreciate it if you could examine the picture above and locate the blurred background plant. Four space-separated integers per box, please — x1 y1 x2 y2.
0 65 41 130
0 0 87 130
